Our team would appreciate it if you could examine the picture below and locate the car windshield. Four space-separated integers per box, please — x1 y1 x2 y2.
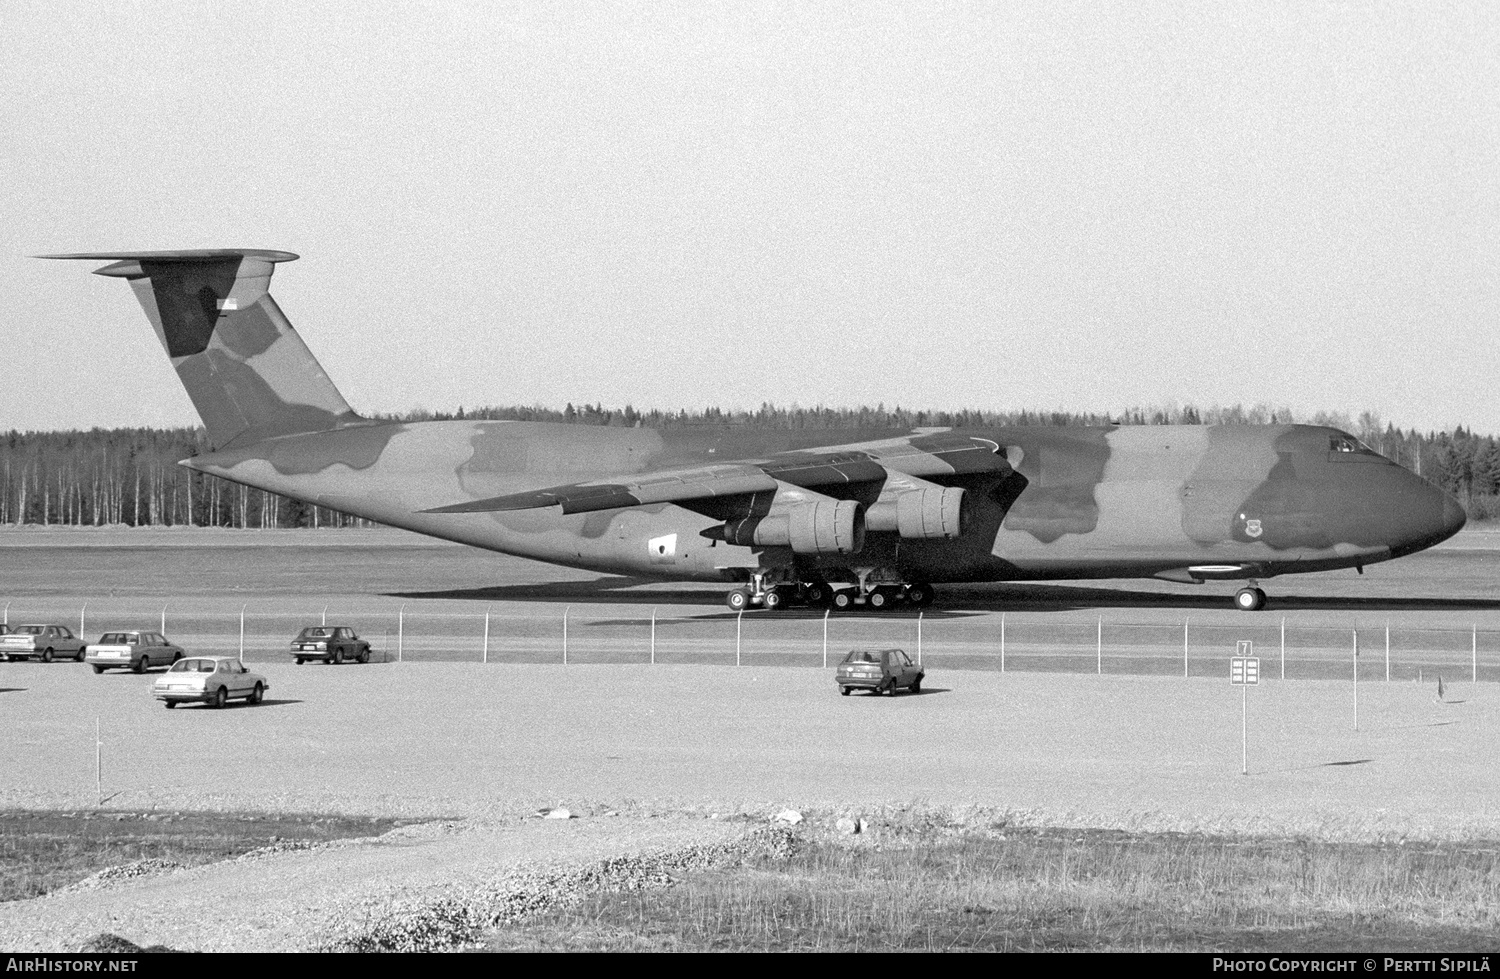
16 626 44 636
842 651 881 664
99 633 134 644
297 628 330 639
170 660 216 674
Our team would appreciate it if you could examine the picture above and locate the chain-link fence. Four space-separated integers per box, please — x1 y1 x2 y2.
3 598 1496 683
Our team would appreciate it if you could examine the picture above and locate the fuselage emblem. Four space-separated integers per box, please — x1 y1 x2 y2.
1245 519 1263 538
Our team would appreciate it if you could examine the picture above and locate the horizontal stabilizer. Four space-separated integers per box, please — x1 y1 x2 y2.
40 249 361 450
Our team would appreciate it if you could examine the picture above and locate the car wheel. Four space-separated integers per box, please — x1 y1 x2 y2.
91 665 104 675
884 679 896 696
358 649 369 664
135 655 149 674
41 648 53 663
911 677 922 695
164 701 176 710
840 686 851 696
333 647 344 665
213 686 227 709
249 682 264 705
75 650 85 662
296 658 305 665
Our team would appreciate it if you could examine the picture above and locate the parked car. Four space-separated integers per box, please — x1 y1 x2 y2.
85 631 185 674
152 656 268 709
291 626 370 665
1 624 88 662
836 647 924 696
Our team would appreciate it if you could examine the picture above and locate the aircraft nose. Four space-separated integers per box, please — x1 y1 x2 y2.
1442 492 1468 539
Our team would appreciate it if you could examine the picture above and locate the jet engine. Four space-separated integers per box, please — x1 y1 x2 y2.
864 487 966 539
721 500 864 554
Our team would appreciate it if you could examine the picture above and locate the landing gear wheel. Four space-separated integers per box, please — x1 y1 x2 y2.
867 589 891 611
725 588 752 612
763 588 785 612
831 590 855 611
1234 587 1267 612
803 583 830 607
905 583 935 608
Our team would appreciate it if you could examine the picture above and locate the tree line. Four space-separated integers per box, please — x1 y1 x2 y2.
3 405 1497 528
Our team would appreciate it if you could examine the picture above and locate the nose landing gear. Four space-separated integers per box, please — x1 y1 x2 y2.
1234 585 1268 611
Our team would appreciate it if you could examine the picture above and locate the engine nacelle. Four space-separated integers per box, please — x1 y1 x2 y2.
864 487 966 539
720 500 864 554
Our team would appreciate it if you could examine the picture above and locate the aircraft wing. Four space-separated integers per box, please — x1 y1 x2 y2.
422 435 1010 516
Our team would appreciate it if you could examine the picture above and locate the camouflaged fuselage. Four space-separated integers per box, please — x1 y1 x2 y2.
185 419 1463 585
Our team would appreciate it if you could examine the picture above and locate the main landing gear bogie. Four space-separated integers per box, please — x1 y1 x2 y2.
722 576 937 613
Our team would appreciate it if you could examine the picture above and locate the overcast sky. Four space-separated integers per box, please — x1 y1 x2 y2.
4 1 1496 435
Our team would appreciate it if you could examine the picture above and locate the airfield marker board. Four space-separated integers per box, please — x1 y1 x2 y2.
1231 643 1259 776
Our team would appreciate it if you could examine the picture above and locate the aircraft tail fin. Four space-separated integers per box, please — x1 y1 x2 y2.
39 249 364 450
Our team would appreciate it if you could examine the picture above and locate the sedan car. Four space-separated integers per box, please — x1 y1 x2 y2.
836 648 924 696
291 626 370 665
152 656 268 709
0 624 88 662
85 631 185 674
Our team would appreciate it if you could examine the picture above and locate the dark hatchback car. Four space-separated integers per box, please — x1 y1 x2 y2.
836 648 924 696
291 626 371 665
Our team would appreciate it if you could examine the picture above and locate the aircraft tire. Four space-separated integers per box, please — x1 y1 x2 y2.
831 590 855 611
1234 587 1265 612
763 588 785 611
726 588 752 612
906 583 935 607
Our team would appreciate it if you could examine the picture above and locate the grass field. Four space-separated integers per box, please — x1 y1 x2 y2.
0 810 401 904
481 826 1500 952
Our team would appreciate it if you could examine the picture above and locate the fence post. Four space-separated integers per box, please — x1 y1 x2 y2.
398 604 405 662
563 606 569 665
483 607 490 664
1280 617 1286 680
161 604 167 636
239 604 246 661
1385 622 1390 682
95 718 102 807
1001 613 1006 673
3 602 8 625
322 603 328 627
1474 625 1478 684
917 611 923 666
736 610 742 667
1097 617 1102 675
650 608 657 665
1183 617 1188 678
822 608 829 669
80 602 87 636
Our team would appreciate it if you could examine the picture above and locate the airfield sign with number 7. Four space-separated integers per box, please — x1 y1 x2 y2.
1231 642 1258 774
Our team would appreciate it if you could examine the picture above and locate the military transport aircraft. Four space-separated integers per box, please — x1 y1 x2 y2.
43 250 1467 612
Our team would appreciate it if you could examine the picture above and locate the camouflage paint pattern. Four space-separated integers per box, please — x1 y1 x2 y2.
43 251 1467 589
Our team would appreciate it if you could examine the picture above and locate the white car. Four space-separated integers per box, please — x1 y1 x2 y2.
152 656 269 709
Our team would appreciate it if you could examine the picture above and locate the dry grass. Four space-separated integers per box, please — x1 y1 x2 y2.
481 823 1500 952
0 809 402 904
